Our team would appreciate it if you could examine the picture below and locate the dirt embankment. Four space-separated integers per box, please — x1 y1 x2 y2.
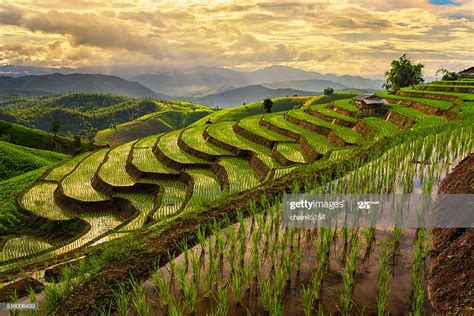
429 154 473 314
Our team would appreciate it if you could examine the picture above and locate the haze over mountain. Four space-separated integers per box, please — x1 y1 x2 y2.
1 65 384 98
0 73 167 99
189 85 315 108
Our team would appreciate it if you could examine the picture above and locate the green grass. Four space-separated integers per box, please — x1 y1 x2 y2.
288 110 363 144
238 116 294 142
181 125 231 156
207 121 279 169
131 147 179 175
0 167 49 235
61 149 109 202
377 91 452 110
21 181 70 220
263 113 333 154
218 157 260 193
275 143 306 163
0 141 67 181
98 142 136 187
156 130 208 165
0 119 82 155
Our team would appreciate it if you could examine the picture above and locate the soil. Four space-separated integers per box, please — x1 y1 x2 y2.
428 154 474 314
0 277 44 302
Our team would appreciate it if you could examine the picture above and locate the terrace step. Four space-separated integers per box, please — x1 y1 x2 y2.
396 90 459 102
272 143 306 165
284 112 353 147
178 125 234 162
304 108 357 127
260 115 326 162
414 84 474 94
127 145 180 181
153 132 210 170
384 110 414 128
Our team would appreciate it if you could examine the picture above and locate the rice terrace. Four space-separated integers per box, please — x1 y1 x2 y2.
0 0 473 315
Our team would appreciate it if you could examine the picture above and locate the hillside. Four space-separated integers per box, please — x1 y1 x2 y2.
0 79 472 315
0 119 93 154
95 101 214 146
191 93 357 126
0 141 67 181
0 93 211 138
0 73 168 99
192 85 317 107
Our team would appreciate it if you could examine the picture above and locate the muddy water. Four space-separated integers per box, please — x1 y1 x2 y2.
139 217 429 316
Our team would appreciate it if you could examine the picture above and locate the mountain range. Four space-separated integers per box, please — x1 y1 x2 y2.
0 64 385 107
0 73 167 99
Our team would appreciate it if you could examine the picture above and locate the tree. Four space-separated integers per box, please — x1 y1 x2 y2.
263 98 273 113
49 119 61 137
383 54 424 93
324 87 334 95
436 68 459 81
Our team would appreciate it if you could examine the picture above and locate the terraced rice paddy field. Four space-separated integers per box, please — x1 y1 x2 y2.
0 80 473 315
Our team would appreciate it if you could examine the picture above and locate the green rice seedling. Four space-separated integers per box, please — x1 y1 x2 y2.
181 277 198 314
241 264 252 295
412 228 429 315
283 251 293 284
130 276 149 316
274 266 286 305
175 262 187 294
301 285 315 316
340 237 360 316
43 282 61 314
269 241 278 273
152 271 171 311
260 278 273 313
377 239 390 315
295 237 302 276
214 286 229 316
224 247 236 276
28 286 36 304
190 253 200 285
9 290 18 316
231 271 243 306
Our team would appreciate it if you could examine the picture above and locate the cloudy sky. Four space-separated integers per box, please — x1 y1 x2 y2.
0 0 472 77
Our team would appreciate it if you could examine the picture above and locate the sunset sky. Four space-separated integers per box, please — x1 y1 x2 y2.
0 0 472 77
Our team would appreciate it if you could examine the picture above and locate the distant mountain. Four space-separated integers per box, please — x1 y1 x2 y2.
1 64 384 98
0 73 169 99
192 85 317 108
132 70 245 97
247 65 317 83
262 79 348 91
